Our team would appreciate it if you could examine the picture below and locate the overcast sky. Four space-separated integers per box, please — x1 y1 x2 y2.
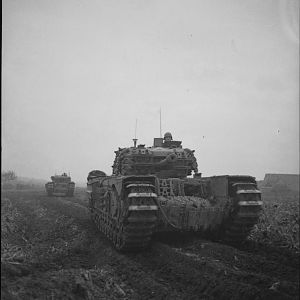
2 0 299 183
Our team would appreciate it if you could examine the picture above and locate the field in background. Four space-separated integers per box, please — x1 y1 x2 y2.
1 177 46 191
249 187 299 253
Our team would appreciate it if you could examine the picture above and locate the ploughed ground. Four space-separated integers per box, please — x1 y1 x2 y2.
1 188 299 300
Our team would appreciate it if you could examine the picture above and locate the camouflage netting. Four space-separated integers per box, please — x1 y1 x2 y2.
158 195 212 208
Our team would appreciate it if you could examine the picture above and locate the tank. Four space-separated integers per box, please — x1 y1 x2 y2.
45 173 75 197
87 133 262 251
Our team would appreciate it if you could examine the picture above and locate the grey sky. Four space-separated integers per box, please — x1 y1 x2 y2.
2 0 299 182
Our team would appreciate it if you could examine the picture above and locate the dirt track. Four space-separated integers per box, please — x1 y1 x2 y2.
1 188 299 300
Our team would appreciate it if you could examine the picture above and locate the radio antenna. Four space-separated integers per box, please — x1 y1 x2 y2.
159 108 162 138
133 119 138 147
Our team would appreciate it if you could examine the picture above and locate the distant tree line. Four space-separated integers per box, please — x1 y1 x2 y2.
1 170 17 182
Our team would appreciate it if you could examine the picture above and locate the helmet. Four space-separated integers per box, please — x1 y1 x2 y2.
164 132 173 140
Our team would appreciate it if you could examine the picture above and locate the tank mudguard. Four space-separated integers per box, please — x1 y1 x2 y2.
96 175 157 198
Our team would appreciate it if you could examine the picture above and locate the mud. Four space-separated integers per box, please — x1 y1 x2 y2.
1 188 299 299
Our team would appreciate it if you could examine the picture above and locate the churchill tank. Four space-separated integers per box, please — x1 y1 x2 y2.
45 173 75 197
87 132 262 251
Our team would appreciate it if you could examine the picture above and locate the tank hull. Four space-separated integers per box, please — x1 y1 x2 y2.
87 173 262 251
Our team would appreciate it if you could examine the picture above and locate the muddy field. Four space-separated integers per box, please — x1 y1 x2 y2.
1 188 299 300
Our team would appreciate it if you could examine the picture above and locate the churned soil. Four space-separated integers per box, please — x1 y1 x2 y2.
1 188 299 300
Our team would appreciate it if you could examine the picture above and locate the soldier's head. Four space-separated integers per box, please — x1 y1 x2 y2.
164 132 173 142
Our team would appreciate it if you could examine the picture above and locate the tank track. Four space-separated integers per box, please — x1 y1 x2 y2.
224 204 261 242
91 184 157 251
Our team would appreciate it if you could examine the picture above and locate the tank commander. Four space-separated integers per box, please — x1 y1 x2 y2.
164 132 173 142
162 132 182 148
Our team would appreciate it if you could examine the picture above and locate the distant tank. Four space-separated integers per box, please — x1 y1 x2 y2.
87 132 262 251
45 173 75 197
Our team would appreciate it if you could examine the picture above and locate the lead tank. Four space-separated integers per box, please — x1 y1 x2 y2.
45 173 75 196
87 132 262 251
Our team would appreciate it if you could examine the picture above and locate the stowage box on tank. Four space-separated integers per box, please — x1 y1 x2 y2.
87 132 262 251
46 173 75 197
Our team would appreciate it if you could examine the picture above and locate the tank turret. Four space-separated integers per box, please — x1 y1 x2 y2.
112 135 198 178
